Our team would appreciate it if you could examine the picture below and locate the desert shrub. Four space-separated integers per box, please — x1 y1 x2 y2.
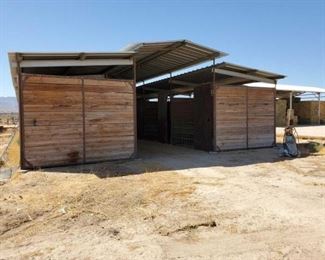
308 142 322 153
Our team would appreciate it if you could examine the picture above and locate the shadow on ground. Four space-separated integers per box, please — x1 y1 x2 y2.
40 140 313 178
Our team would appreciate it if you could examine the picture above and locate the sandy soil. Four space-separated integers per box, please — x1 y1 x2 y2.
0 141 325 259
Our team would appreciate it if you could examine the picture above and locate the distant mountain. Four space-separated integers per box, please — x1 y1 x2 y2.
0 97 18 113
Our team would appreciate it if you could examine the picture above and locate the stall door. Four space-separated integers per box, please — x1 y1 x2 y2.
21 75 135 168
22 75 84 168
247 88 275 148
215 86 247 150
84 79 135 162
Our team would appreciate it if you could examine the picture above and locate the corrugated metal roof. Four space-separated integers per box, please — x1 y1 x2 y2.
114 40 227 81
246 83 325 93
214 62 285 79
9 40 227 95
137 62 284 94
8 51 135 96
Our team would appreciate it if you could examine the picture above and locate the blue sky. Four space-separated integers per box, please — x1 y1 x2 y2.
0 0 324 97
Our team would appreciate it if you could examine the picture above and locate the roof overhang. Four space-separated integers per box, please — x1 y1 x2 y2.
246 82 325 95
213 62 284 84
9 40 228 98
137 62 284 97
8 51 135 97
119 40 227 81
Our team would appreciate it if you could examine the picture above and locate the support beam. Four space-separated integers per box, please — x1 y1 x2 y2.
133 58 137 157
141 87 164 92
64 53 87 75
20 59 133 68
112 41 186 77
169 79 201 87
212 59 217 151
158 93 168 143
217 77 251 86
137 93 158 99
212 68 276 84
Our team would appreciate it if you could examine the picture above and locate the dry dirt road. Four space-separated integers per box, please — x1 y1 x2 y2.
0 141 325 259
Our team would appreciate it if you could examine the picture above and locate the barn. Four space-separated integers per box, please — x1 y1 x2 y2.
9 40 284 169
137 62 284 151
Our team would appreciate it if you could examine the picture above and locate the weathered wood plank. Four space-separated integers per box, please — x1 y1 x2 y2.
84 78 134 163
23 74 82 85
248 88 274 148
215 86 247 151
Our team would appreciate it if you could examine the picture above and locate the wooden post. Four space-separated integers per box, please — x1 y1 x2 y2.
170 94 174 145
273 82 277 146
81 78 86 163
16 53 25 169
212 58 216 151
287 91 293 126
133 58 137 158
158 92 168 143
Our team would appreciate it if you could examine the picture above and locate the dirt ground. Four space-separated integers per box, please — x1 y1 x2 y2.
0 141 325 259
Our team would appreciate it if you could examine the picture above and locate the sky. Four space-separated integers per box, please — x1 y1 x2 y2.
0 0 324 97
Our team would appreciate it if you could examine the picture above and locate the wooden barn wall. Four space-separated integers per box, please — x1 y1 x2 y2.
137 100 159 140
214 86 275 151
170 98 194 146
84 79 134 162
214 86 247 150
21 74 134 169
247 87 275 148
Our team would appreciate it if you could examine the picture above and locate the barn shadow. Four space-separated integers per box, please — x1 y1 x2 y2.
42 140 304 178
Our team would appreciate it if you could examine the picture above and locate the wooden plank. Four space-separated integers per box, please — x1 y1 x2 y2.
84 78 135 162
84 78 133 86
21 74 136 168
247 88 275 148
22 75 84 168
215 86 247 151
24 83 84 92
24 74 82 85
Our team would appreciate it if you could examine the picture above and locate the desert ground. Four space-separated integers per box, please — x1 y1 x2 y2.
0 138 325 259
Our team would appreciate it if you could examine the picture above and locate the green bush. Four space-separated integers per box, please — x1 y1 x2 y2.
308 142 322 153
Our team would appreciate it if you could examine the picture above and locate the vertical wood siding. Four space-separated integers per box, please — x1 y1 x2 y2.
247 87 275 148
22 75 84 167
214 86 275 151
215 86 247 150
21 74 134 168
84 79 134 162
